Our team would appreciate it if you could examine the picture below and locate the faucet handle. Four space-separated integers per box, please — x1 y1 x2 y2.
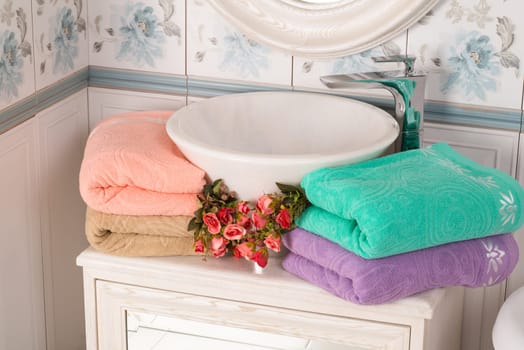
372 55 416 76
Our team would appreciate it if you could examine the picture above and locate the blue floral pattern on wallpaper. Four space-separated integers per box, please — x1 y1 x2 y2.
0 2 31 102
52 7 78 74
93 0 181 68
36 0 86 76
420 1 520 102
192 0 273 80
300 41 402 76
117 3 164 67
0 30 22 100
218 30 269 78
332 44 402 74
442 31 500 100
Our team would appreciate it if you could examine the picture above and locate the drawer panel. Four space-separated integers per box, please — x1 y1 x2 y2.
96 280 410 350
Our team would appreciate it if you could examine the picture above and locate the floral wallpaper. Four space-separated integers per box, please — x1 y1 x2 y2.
186 0 292 86
0 0 33 111
293 38 407 92
88 0 185 75
32 0 88 90
408 0 524 109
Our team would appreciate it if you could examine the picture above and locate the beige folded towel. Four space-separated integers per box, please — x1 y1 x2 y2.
85 207 198 256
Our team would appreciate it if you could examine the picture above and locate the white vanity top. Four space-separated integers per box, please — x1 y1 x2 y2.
77 248 450 324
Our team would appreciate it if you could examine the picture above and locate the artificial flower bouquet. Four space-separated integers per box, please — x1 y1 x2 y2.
189 179 309 268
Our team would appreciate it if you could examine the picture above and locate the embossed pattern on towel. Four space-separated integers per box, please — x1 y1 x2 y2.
298 143 524 258
85 207 198 256
282 228 519 304
79 110 206 216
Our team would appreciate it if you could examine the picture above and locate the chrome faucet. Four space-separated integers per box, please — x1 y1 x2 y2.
319 55 426 152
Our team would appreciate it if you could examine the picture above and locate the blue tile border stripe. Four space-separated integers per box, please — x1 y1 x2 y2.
0 67 522 135
89 66 188 96
0 94 37 133
0 68 88 134
37 68 89 113
290 87 522 131
333 95 522 131
424 102 522 131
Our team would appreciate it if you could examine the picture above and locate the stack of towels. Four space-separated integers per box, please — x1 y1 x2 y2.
282 143 524 304
79 110 206 256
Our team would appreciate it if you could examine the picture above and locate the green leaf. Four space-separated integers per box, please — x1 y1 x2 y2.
212 179 223 195
193 207 203 218
275 182 300 193
188 217 201 232
202 183 212 196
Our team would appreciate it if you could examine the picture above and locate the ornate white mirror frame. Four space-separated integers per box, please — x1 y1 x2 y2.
207 0 440 58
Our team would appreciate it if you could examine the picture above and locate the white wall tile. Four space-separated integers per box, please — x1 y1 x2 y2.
408 0 524 109
0 0 35 111
88 0 185 76
292 34 408 92
186 0 292 86
32 0 88 90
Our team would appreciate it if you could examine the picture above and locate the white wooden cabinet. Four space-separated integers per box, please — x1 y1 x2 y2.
77 248 464 350
424 121 520 350
0 89 89 350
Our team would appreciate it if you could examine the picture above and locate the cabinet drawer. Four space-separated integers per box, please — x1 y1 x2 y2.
96 280 410 350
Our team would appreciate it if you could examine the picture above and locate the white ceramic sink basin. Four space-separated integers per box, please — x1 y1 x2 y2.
166 91 399 201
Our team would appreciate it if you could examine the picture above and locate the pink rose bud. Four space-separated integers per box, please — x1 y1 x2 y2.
251 247 269 268
233 242 255 259
194 239 205 253
238 215 253 230
256 195 274 215
217 207 234 225
264 234 281 252
210 236 228 258
223 224 247 240
203 212 221 234
275 208 291 229
252 211 267 229
237 201 250 215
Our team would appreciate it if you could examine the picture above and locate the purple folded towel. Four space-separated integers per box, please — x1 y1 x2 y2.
282 228 519 305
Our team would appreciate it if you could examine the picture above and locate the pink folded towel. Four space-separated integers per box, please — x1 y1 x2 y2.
79 110 206 216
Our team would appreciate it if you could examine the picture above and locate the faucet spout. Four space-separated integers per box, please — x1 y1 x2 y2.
319 56 426 152
320 75 406 121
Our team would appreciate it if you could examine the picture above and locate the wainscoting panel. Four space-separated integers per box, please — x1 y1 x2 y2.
36 89 89 350
424 121 520 350
87 87 187 130
0 119 46 350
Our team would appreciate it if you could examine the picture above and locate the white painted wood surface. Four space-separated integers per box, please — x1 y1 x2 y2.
423 121 520 350
87 87 187 131
37 90 89 350
126 310 314 350
0 119 46 350
98 281 410 350
0 89 90 350
78 248 464 350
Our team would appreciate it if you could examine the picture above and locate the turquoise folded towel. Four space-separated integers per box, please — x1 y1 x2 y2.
297 143 524 259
